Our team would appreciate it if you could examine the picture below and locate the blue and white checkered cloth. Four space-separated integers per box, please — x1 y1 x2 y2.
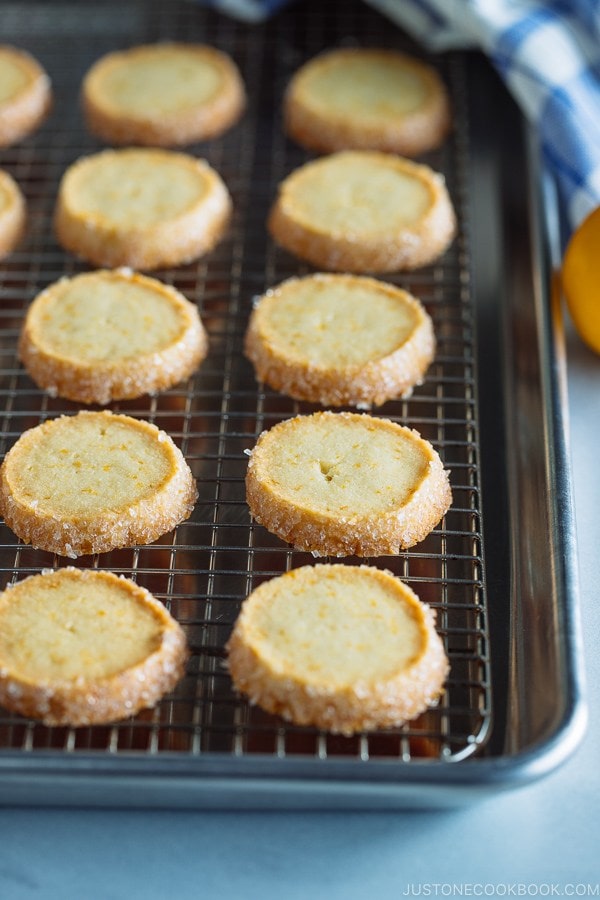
203 0 600 234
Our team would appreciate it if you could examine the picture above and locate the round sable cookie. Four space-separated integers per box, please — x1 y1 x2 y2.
0 45 52 147
0 567 188 727
227 563 448 734
82 42 245 147
246 410 452 557
0 410 197 558
284 47 451 156
0 169 26 260
268 150 455 273
19 269 208 404
244 273 435 407
54 148 231 270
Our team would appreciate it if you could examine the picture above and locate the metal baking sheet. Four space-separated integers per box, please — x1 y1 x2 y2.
0 0 586 808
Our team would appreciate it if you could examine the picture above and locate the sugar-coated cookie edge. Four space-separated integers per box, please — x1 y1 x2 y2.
82 42 246 147
268 151 456 273
245 411 452 557
284 47 451 156
18 269 208 404
0 411 198 557
54 148 232 270
226 563 449 734
244 273 436 407
0 567 188 726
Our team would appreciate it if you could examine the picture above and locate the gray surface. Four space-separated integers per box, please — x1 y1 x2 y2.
0 318 597 896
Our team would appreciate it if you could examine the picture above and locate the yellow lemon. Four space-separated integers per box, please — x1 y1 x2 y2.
562 205 600 354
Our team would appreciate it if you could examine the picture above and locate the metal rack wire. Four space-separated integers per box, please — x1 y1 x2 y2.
0 0 491 767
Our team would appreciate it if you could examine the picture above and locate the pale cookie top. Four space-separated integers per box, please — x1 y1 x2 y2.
85 43 237 117
250 412 433 518
279 151 432 237
290 48 437 124
0 568 171 683
237 565 428 689
60 149 213 229
0 45 45 104
4 412 182 518
252 274 425 368
24 269 200 364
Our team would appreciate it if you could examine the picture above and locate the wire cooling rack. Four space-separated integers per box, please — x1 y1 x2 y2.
0 0 491 767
